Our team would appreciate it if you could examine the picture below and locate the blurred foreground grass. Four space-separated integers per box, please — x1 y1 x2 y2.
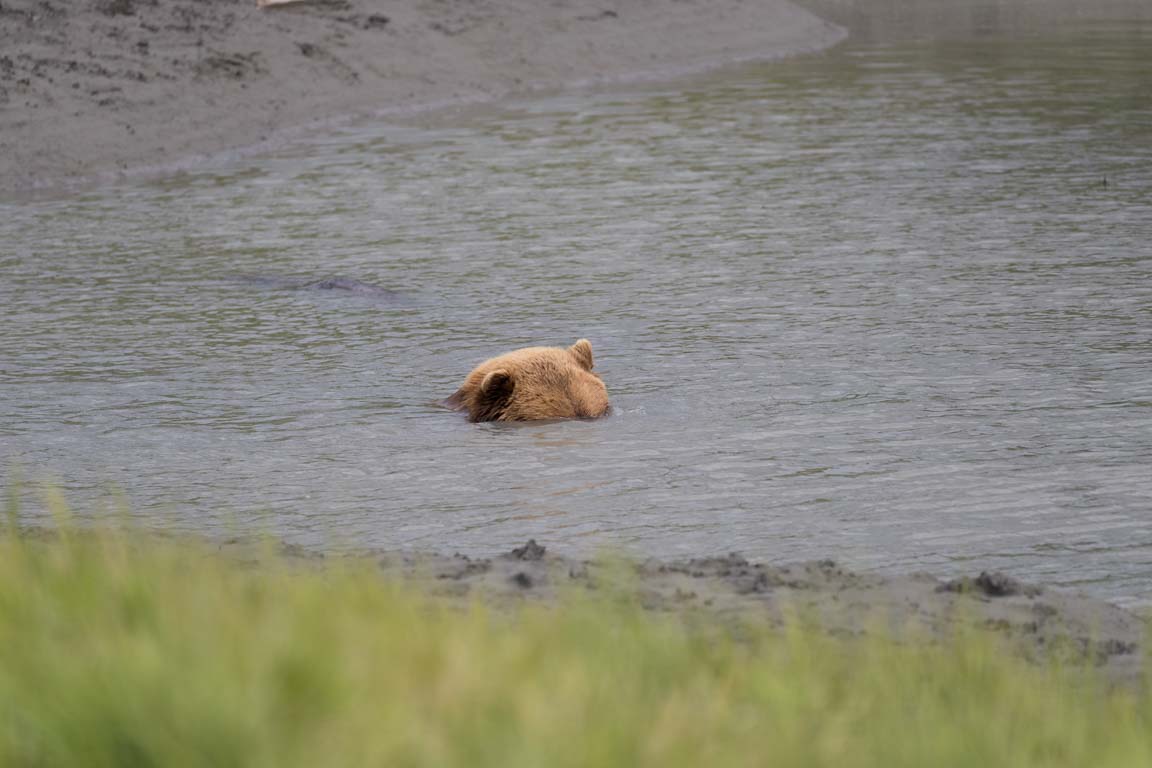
0 507 1149 766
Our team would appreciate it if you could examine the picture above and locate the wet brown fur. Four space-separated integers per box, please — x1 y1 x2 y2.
445 339 610 423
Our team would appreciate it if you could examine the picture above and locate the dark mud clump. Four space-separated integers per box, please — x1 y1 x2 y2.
506 539 547 561
938 571 1043 598
510 571 535 589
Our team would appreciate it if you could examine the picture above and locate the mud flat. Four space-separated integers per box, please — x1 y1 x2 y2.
0 0 843 196
250 538 1146 689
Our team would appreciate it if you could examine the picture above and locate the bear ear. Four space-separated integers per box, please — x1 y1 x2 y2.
568 339 594 371
471 369 515 421
480 369 515 399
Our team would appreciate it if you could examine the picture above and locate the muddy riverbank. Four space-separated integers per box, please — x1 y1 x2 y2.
9 522 1148 685
236 537 1145 689
0 0 843 196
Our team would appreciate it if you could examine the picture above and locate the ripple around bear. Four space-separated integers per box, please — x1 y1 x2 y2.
445 339 610 423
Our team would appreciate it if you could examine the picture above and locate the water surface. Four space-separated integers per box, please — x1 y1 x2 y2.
3 23 1150 605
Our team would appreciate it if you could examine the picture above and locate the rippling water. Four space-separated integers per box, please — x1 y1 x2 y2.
2 24 1150 604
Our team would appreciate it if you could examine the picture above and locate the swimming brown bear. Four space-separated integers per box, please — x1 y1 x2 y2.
445 339 610 422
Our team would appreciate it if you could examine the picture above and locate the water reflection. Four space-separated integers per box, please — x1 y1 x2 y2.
797 0 1152 42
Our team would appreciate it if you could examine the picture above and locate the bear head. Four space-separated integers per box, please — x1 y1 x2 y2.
445 339 610 422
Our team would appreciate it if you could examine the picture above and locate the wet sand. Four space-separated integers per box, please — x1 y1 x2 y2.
0 0 843 196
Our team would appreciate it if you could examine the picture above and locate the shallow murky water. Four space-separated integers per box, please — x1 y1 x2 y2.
3 23 1151 604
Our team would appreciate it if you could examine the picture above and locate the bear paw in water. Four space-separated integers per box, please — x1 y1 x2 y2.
444 339 610 422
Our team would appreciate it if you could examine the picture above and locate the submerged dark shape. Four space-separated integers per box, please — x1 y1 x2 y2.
231 274 406 300
298 277 400 295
